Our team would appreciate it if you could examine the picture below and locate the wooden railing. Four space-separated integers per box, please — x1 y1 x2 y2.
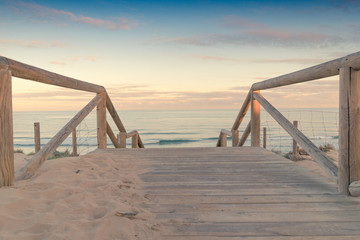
217 51 360 196
0 56 144 186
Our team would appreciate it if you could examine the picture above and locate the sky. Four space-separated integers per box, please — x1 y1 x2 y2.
0 0 359 111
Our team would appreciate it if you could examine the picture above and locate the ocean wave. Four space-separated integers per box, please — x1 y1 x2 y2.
147 139 200 145
141 132 196 135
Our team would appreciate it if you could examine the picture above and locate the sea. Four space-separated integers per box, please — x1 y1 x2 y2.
13 108 339 155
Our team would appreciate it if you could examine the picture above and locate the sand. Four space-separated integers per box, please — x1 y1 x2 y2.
0 151 158 240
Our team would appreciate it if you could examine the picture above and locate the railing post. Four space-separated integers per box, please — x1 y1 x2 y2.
339 67 360 195
251 90 260 147
97 92 107 149
120 132 127 148
72 128 78 156
292 120 298 161
132 133 139 148
220 133 227 147
232 130 239 147
263 127 267 149
0 70 14 187
34 122 41 153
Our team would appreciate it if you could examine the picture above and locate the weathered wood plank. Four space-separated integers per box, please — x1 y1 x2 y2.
16 95 101 180
251 91 260 147
232 91 251 131
1 57 105 93
350 69 360 185
34 122 41 153
251 51 360 90
97 92 107 149
72 128 77 155
339 67 351 194
253 92 338 181
0 70 14 187
106 121 121 148
238 121 251 146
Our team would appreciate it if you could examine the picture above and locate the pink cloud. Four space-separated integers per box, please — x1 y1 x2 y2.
192 55 237 61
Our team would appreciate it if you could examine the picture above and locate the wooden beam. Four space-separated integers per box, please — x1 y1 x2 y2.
251 51 360 91
349 69 360 186
97 92 107 149
132 133 139 148
221 129 232 136
105 92 126 133
253 92 338 181
34 122 41 153
119 132 127 148
138 135 144 148
339 67 350 194
72 128 78 156
106 122 121 148
251 90 260 147
220 133 227 147
127 130 139 138
292 121 299 161
238 121 251 147
2 57 105 93
0 70 14 187
263 127 267 149
16 94 101 180
232 91 251 131
232 130 239 147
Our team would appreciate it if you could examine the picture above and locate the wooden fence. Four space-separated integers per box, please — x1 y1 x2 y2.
0 57 144 187
217 51 360 196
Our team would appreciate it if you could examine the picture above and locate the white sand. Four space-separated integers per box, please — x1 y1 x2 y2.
0 151 158 239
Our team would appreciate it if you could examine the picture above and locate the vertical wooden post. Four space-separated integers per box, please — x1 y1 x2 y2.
34 122 41 153
0 70 14 187
292 120 298 161
220 133 227 147
251 90 260 147
72 128 78 156
339 67 350 194
350 69 360 190
97 92 107 149
120 132 127 148
232 130 239 147
263 127 267 149
132 134 139 148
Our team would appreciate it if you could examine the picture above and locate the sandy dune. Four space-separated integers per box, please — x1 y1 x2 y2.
0 151 158 239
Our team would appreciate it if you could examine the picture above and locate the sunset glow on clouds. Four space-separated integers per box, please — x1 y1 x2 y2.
0 0 358 111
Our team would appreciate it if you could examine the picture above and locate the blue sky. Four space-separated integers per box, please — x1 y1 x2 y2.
0 0 358 111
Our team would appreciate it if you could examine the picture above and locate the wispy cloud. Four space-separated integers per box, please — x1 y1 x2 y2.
157 15 343 48
10 1 137 30
49 55 99 66
256 58 324 65
192 55 237 61
0 38 65 48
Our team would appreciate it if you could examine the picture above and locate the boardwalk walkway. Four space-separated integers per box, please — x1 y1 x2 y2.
113 147 360 239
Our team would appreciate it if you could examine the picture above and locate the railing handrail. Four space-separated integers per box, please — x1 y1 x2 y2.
0 56 144 185
218 51 360 195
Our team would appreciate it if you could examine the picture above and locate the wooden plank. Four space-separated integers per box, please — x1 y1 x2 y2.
163 236 360 240
349 181 360 196
163 222 360 236
138 134 145 148
350 69 360 184
0 70 14 187
97 92 107 149
232 91 251 130
220 133 227 147
339 67 351 194
72 128 77 156
119 132 127 148
232 130 239 147
251 51 360 90
34 122 41 153
1 57 105 93
253 92 338 181
263 127 266 149
105 92 126 133
15 94 101 180
127 130 138 138
251 91 260 147
238 121 251 146
132 133 139 148
106 121 121 148
292 120 298 161
221 129 232 136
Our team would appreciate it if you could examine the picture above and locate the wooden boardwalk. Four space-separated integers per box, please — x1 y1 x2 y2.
117 147 360 239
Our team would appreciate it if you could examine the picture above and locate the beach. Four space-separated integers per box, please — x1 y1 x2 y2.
0 151 159 239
